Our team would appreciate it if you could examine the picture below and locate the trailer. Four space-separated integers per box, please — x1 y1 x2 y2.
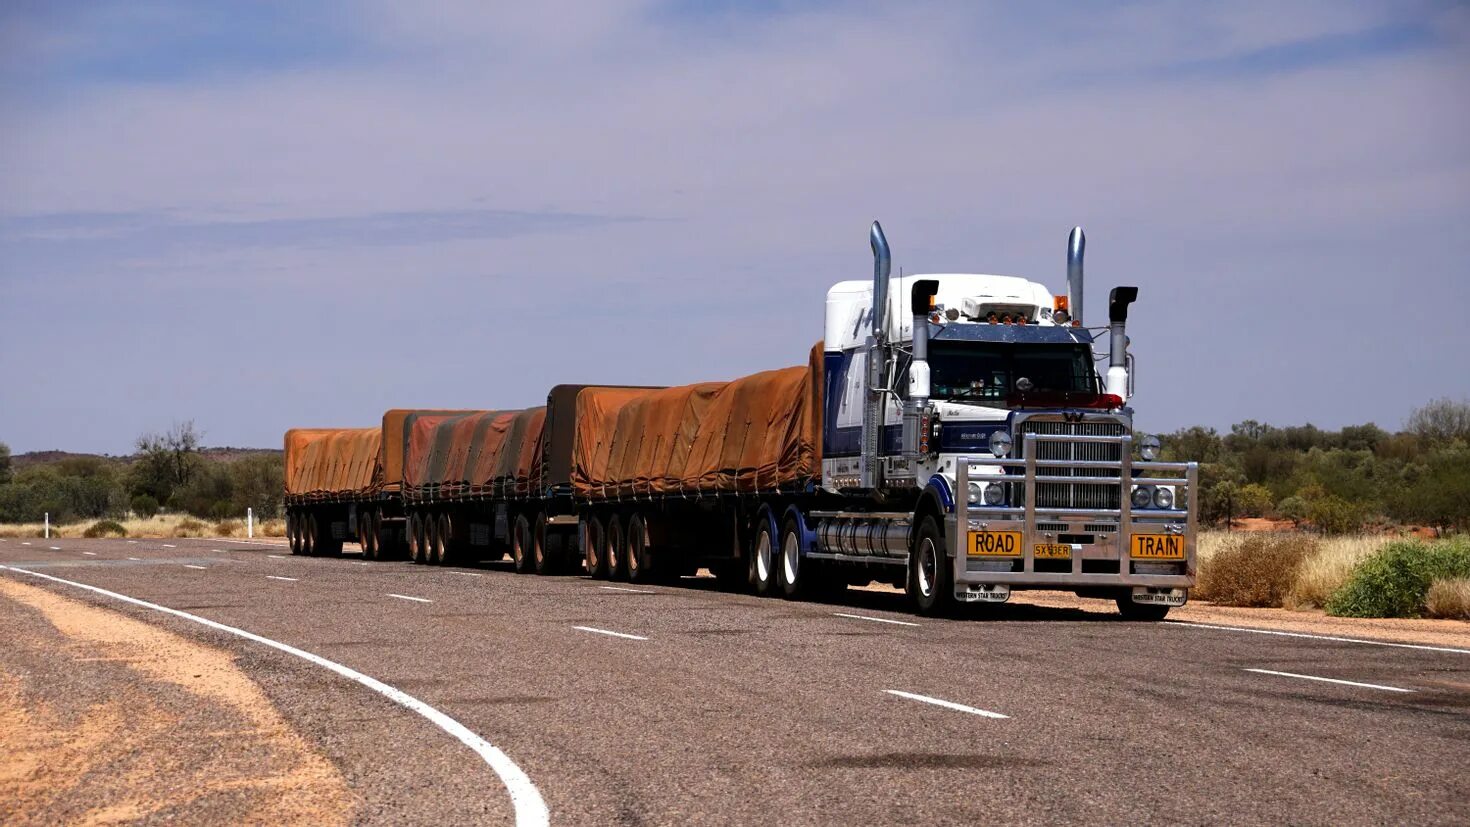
283 222 1198 618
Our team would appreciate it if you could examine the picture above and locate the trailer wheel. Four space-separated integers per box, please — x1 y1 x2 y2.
777 516 809 600
407 513 421 563
626 514 654 583
583 515 608 579
287 513 301 555
750 517 777 596
907 515 955 616
532 512 557 575
1115 597 1171 621
304 513 319 557
430 512 447 565
607 514 627 581
512 513 534 574
423 512 437 564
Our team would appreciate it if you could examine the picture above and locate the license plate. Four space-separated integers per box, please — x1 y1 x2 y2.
967 531 1021 557
1034 543 1071 559
1130 534 1185 559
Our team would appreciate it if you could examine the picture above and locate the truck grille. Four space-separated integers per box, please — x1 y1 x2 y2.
1019 419 1126 510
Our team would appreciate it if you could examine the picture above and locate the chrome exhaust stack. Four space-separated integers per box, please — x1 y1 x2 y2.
903 279 939 461
1067 227 1085 325
861 221 892 489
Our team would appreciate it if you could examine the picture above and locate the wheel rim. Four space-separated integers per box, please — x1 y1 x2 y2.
917 537 938 598
756 531 772 584
782 532 799 586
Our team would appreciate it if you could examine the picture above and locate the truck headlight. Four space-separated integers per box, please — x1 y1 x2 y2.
1140 435 1160 461
989 430 1012 458
968 481 982 504
983 483 1006 506
1131 485 1154 509
1153 486 1174 509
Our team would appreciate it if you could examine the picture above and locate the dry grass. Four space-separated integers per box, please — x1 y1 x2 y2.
213 519 243 537
1195 533 1318 607
0 512 283 540
1426 579 1470 620
1285 534 1392 610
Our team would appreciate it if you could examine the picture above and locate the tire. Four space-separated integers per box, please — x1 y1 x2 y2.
424 512 438 564
777 515 809 600
1115 597 1171 621
304 513 319 557
532 512 557 575
607 514 627 581
512 513 534 574
288 512 302 555
363 510 379 560
907 515 955 616
408 512 423 564
584 516 609 579
432 512 449 565
749 515 777 596
626 514 655 583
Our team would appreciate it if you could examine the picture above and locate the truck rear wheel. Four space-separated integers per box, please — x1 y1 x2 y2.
907 515 955 616
303 513 318 557
777 516 809 600
407 512 423 564
288 513 301 555
512 513 534 574
626 514 655 583
361 510 378 560
533 513 559 575
584 515 609 579
607 514 627 581
750 517 777 596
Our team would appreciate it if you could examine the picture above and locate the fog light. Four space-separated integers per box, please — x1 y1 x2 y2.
1131 486 1153 509
1153 486 1174 509
983 483 1006 506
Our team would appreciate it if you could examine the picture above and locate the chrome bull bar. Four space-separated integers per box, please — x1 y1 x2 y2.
953 433 1199 590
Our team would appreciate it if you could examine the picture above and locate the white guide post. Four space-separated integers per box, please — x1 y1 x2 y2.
44 512 50 539
247 507 254 539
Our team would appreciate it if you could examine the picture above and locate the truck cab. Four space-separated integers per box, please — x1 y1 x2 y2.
814 223 1197 617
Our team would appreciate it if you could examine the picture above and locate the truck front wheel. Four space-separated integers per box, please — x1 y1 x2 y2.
907 516 955 616
1115 596 1171 621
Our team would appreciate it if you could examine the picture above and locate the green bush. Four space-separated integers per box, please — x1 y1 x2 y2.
83 519 127 538
1326 538 1470 618
1308 495 1364 535
1196 534 1318 607
1276 496 1308 526
131 494 160 519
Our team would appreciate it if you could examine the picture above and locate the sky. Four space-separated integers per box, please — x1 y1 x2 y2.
1 1 1467 454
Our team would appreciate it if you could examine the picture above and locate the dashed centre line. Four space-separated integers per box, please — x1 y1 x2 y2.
80 551 94 555
1244 668 1414 693
833 612 920 627
184 564 208 570
266 575 299 582
268 555 288 559
127 557 142 561
574 625 648 641
884 690 1009 719
53 546 65 551
598 585 653 594
449 571 483 577
161 544 177 548
387 593 433 604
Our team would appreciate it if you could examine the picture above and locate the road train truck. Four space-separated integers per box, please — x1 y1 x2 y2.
283 222 1198 618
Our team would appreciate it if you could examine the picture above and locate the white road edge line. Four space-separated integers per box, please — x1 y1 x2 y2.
834 612 920 627
268 554 288 559
449 571 482 577
387 593 432 604
21 542 31 545
884 689 1009 719
80 551 95 555
574 625 648 641
598 586 653 594
265 575 299 582
184 564 208 570
55 547 67 551
0 564 547 826
1166 621 1470 656
1244 668 1414 693
161 544 177 548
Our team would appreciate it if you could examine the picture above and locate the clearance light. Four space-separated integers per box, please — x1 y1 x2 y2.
987 312 999 324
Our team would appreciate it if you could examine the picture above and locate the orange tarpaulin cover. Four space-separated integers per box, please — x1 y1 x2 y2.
380 409 477 490
403 409 547 498
283 428 382 500
572 343 824 498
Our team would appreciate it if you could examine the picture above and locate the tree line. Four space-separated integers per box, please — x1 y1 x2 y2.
0 422 284 524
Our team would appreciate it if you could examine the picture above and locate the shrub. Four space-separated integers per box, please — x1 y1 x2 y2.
1235 484 1275 518
1284 534 1387 610
1307 495 1364 535
131 494 160 519
1427 578 1470 620
259 518 286 537
172 518 208 538
1326 538 1470 618
1276 496 1308 526
1195 534 1317 607
83 519 127 539
213 519 242 537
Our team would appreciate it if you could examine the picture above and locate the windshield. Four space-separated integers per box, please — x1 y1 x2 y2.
924 341 1098 402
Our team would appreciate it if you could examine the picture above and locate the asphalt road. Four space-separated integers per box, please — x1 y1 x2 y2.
2 536 1467 826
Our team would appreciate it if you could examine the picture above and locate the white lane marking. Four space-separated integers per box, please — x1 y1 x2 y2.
598 585 653 594
268 554 288 559
211 549 226 553
0 564 548 826
219 538 286 547
127 540 138 544
161 544 177 548
1244 668 1414 693
266 575 299 582
573 625 648 641
387 593 432 604
80 551 95 555
884 690 1009 719
184 564 208 570
53 546 65 551
834 612 920 627
449 571 483 577
21 542 31 546
128 557 142 561
1166 621 1470 656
